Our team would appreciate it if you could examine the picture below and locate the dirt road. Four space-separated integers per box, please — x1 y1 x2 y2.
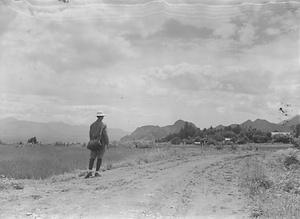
1 152 254 219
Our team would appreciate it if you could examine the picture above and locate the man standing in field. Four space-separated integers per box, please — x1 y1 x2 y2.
85 110 109 178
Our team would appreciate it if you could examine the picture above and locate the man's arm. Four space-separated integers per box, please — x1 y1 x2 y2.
89 125 93 140
102 126 109 148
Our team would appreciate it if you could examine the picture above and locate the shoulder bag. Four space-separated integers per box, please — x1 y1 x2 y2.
87 125 104 151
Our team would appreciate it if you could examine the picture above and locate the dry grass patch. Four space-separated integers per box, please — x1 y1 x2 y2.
240 148 300 218
104 147 185 170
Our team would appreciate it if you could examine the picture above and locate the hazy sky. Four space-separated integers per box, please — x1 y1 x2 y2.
0 0 299 132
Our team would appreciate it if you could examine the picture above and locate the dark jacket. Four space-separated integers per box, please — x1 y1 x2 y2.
89 120 109 146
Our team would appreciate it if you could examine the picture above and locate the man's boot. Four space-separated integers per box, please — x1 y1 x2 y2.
84 172 92 179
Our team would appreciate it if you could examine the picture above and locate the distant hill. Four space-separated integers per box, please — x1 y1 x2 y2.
120 120 193 141
121 115 300 142
278 114 300 127
239 119 291 132
215 125 225 130
0 117 129 144
218 115 300 133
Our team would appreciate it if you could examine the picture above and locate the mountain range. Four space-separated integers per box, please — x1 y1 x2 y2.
121 115 300 141
0 115 299 144
0 117 129 144
120 120 195 141
228 115 299 133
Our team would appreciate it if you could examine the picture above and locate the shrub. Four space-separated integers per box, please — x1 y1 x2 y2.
236 137 247 145
291 137 300 149
185 137 194 144
273 134 292 144
230 144 237 150
28 137 37 144
224 140 234 145
170 137 182 145
109 141 118 148
213 133 225 142
214 144 223 150
194 136 201 142
284 155 300 169
266 148 300 170
206 138 217 146
133 140 156 149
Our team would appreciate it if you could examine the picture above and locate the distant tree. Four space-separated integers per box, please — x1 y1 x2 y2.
178 122 197 139
206 126 215 136
206 138 218 146
294 124 300 138
194 136 202 142
221 131 237 139
213 133 225 142
225 126 232 131
232 125 242 135
252 134 262 143
28 137 37 144
171 137 182 145
194 128 205 138
160 133 177 142
273 134 291 144
186 136 194 144
236 135 249 144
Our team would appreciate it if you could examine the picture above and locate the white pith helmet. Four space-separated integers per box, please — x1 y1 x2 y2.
95 110 105 117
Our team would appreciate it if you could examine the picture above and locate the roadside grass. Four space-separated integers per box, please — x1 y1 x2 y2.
239 148 300 219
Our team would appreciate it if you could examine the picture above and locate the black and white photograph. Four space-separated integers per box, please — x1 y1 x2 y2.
0 0 300 218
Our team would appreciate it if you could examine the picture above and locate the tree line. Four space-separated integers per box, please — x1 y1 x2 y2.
156 122 300 146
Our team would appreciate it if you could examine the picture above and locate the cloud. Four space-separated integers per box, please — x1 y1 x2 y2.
1 16 139 76
146 86 169 96
146 63 219 91
265 27 281 36
149 19 212 40
146 62 273 95
238 23 256 45
0 6 16 35
213 22 237 39
270 7 300 31
26 22 138 73
219 67 273 95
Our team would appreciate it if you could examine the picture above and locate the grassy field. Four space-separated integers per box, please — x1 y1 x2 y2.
0 143 195 180
0 142 294 180
240 147 300 219
0 144 157 179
